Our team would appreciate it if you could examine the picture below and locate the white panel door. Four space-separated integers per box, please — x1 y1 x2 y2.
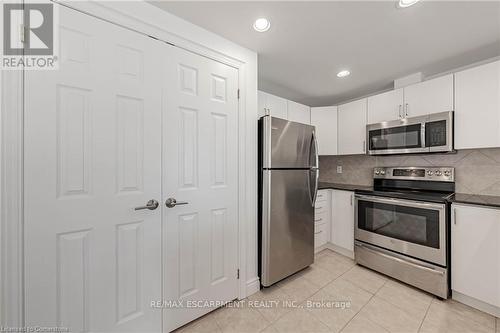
288 100 311 124
451 205 500 308
331 190 355 253
367 88 404 124
455 60 500 149
24 5 162 332
403 74 454 117
163 46 239 331
310 106 337 155
337 99 367 155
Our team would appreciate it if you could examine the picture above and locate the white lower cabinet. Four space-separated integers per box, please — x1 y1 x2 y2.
451 204 500 316
314 189 355 258
331 190 355 257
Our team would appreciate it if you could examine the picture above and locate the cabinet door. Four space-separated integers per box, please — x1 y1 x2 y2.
267 92 288 119
455 61 500 149
311 106 337 155
331 190 355 253
338 99 367 155
452 204 500 308
288 100 311 124
367 88 404 124
258 90 268 118
403 74 453 117
258 91 288 119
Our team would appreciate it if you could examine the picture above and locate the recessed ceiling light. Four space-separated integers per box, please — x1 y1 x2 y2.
337 70 351 78
397 0 421 8
253 18 270 32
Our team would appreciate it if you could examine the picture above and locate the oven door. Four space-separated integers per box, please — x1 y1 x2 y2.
367 116 428 155
355 195 446 266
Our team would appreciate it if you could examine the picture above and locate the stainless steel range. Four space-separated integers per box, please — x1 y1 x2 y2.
354 167 455 298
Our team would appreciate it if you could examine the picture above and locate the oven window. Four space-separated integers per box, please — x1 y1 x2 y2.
369 124 422 151
357 200 440 248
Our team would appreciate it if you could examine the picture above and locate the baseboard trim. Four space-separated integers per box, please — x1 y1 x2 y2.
324 243 355 260
245 277 260 298
452 290 500 317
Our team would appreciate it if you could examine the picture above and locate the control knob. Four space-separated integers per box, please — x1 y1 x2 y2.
435 171 442 176
427 170 433 176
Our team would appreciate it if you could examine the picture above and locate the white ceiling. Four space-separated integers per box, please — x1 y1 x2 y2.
150 1 500 107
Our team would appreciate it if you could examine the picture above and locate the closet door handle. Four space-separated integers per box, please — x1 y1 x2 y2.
135 199 159 211
405 103 409 117
398 105 402 118
165 198 189 208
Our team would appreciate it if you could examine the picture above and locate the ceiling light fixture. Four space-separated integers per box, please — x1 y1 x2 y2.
253 18 270 32
397 0 421 8
337 70 351 78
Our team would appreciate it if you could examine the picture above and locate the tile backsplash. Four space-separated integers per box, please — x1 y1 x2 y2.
319 148 500 196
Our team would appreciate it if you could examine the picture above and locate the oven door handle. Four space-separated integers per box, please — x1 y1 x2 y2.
356 242 445 276
355 194 445 210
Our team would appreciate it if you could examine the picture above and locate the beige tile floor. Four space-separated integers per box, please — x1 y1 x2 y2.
175 249 500 333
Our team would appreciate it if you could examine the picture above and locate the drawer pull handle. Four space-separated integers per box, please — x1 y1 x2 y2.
315 230 323 234
314 218 322 222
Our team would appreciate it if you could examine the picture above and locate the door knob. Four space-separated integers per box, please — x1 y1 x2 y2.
135 199 159 211
165 198 189 208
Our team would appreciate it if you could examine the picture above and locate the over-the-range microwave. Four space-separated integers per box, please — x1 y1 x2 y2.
366 111 454 155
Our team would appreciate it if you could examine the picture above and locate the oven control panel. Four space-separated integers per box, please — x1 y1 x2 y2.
374 167 455 182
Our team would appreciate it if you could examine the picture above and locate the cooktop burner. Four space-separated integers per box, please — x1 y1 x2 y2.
355 188 454 203
356 166 456 203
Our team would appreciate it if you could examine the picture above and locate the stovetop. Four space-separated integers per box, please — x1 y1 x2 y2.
355 187 454 204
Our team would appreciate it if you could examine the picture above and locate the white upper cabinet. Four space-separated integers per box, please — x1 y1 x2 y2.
258 90 288 119
367 88 404 124
338 99 367 155
403 74 454 118
287 100 311 124
451 204 500 309
454 60 500 150
258 90 267 118
311 106 338 155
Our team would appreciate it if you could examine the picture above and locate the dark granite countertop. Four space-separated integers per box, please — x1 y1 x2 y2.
318 182 373 192
319 182 500 209
448 193 500 209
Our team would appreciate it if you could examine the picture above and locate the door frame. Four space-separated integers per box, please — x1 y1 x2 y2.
0 0 259 327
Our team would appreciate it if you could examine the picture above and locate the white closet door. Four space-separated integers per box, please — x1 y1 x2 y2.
163 46 240 331
24 5 162 332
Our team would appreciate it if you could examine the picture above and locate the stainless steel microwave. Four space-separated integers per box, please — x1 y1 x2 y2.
366 111 454 155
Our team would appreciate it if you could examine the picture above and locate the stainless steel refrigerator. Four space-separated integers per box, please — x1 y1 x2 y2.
258 115 319 287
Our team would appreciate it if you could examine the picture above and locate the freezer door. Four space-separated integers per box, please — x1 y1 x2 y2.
262 116 316 168
261 169 314 286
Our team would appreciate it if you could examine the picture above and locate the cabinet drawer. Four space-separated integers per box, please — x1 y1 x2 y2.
314 211 328 226
314 202 329 215
316 190 328 203
315 223 328 248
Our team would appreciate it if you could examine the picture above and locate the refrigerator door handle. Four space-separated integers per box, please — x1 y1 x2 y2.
310 131 319 206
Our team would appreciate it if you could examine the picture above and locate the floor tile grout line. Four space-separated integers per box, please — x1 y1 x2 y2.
306 252 384 332
338 279 388 333
416 295 434 333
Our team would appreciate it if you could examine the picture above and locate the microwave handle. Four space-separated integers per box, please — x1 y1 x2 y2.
421 123 426 148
